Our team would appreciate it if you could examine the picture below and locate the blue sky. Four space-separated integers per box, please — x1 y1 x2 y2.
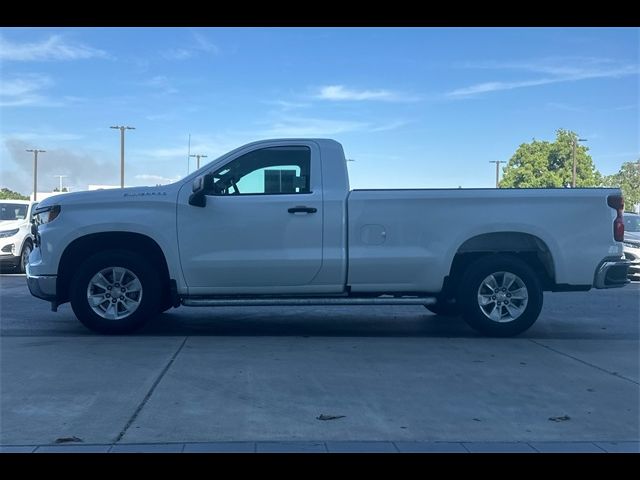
1 27 638 194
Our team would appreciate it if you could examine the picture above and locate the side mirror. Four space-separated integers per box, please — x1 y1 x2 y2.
188 173 213 207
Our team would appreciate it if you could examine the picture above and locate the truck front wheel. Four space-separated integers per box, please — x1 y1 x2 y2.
69 250 161 334
458 255 543 337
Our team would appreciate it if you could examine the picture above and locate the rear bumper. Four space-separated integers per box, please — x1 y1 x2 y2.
25 263 57 301
593 257 631 289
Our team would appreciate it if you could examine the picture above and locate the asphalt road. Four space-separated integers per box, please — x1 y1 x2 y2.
1 274 638 447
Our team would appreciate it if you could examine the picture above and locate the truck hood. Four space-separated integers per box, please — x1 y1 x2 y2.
35 184 181 209
0 219 25 230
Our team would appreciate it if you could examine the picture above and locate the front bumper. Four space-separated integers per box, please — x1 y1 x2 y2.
25 263 57 301
593 257 631 289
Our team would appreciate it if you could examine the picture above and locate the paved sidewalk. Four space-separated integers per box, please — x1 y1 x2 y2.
1 440 638 453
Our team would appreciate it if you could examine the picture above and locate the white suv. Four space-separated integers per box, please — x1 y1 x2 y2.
0 200 37 273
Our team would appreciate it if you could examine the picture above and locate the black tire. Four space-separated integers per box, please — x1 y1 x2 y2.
19 240 32 274
458 254 543 337
160 297 174 313
425 300 460 317
69 250 161 334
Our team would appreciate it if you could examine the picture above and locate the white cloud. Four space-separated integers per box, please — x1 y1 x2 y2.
161 31 219 61
143 146 191 158
263 100 311 110
4 131 83 142
162 48 193 61
315 85 416 102
145 113 174 121
262 117 368 136
134 174 182 185
448 57 639 98
370 120 408 132
192 31 219 55
0 75 62 107
545 102 584 113
260 116 406 137
0 34 108 62
142 76 178 95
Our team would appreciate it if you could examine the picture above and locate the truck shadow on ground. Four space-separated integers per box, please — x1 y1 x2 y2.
137 310 477 338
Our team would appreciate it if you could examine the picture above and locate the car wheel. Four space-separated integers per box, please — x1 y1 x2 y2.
458 254 543 337
19 240 32 274
70 250 161 334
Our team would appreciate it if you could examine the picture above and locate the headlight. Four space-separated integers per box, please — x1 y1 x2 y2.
0 228 19 238
623 242 640 249
33 205 61 225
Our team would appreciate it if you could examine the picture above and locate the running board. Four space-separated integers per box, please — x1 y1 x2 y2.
182 296 436 307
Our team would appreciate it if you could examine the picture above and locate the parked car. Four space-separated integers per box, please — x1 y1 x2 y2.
623 212 640 281
27 139 630 336
0 200 37 273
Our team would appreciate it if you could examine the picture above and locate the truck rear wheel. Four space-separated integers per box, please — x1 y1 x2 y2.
458 255 543 337
69 250 161 334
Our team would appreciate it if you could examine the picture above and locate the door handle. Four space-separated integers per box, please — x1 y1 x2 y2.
288 206 317 214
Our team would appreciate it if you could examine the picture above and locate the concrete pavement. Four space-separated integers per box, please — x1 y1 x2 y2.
1 275 638 450
2 440 639 453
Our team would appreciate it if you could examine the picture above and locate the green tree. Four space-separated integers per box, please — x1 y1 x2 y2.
0 188 29 200
500 129 602 188
602 160 640 211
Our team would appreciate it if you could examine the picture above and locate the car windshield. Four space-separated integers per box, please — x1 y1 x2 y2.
0 203 28 221
624 214 640 233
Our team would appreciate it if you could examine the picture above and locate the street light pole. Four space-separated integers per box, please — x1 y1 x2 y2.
489 160 504 188
53 175 67 192
26 149 46 201
572 137 588 188
189 154 208 169
110 125 136 188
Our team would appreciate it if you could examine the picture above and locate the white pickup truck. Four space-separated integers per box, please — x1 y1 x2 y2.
27 139 630 336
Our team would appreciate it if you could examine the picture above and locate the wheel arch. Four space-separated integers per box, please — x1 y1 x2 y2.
443 231 556 297
57 232 171 305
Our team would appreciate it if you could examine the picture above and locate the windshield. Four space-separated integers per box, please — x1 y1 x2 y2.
624 214 640 233
0 203 28 221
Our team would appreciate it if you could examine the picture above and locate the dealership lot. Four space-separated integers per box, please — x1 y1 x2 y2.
0 274 638 451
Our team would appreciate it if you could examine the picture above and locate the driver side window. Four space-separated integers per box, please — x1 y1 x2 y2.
210 146 311 196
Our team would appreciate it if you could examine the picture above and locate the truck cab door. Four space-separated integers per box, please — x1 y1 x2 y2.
176 142 324 294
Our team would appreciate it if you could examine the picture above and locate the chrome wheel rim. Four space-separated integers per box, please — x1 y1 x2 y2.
477 271 528 323
86 266 143 320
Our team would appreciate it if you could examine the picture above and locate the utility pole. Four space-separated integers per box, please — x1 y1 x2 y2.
190 154 208 169
489 160 504 188
110 125 136 188
572 136 588 188
187 133 191 175
53 175 67 192
26 149 46 201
